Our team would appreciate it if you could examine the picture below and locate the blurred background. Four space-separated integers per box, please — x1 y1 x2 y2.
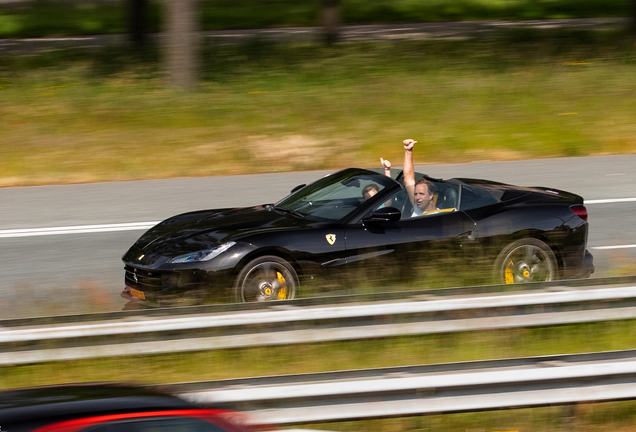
1 1 636 431
1 0 635 187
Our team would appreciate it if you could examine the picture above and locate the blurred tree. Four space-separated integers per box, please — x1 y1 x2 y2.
632 0 636 32
322 0 340 44
129 0 147 45
165 0 200 89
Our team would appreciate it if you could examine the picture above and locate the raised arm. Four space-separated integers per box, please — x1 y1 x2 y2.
380 158 391 177
403 139 416 204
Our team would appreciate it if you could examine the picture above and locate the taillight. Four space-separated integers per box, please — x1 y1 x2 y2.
570 205 588 221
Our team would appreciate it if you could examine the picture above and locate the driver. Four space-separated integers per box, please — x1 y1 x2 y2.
402 139 440 218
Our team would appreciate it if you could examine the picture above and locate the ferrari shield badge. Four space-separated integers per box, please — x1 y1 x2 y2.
326 234 336 245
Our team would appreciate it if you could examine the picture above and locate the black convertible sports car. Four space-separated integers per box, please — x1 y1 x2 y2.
121 168 594 306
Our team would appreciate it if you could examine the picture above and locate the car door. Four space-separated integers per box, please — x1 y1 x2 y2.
342 204 477 287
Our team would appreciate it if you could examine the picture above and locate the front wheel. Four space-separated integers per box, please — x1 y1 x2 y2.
493 238 558 284
233 256 298 303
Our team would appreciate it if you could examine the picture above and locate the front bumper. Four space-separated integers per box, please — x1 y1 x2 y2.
121 285 208 307
122 263 233 306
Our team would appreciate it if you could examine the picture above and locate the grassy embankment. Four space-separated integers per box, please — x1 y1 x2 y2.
1 29 636 187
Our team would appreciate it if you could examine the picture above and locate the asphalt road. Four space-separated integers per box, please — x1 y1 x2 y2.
1 154 635 318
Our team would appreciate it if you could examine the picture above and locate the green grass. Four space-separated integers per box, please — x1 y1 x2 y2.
0 0 631 38
313 402 636 432
1 30 636 187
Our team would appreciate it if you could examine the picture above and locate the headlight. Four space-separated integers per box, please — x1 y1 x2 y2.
169 241 236 264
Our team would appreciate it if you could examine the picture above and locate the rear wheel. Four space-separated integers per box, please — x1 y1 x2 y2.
233 256 298 303
493 238 558 284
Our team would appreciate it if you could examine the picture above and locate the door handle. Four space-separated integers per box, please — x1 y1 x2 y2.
458 231 475 241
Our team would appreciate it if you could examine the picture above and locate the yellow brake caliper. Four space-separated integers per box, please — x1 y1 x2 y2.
504 260 514 284
276 271 288 299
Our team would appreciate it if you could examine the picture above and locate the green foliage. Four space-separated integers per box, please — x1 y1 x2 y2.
0 0 631 38
200 0 321 29
342 0 629 23
0 1 130 37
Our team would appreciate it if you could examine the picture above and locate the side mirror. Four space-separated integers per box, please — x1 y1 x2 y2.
290 184 306 194
362 206 402 223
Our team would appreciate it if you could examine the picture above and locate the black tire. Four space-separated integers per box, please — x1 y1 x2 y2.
493 238 558 284
233 255 298 303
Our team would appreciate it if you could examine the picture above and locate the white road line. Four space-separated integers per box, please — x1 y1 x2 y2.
0 222 160 238
592 245 636 250
0 197 634 239
587 198 636 249
585 198 636 204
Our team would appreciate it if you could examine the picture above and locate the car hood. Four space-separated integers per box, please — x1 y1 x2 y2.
123 205 310 266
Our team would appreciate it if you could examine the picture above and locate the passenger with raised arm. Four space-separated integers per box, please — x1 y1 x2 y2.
361 157 394 201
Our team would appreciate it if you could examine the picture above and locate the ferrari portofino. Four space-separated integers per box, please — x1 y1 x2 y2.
121 168 593 306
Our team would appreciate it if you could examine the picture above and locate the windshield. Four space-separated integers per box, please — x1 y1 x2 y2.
276 168 398 222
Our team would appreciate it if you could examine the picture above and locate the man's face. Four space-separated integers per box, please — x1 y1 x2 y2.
414 183 434 210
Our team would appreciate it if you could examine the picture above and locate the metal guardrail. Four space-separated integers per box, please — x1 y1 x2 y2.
2 276 636 365
166 349 636 425
6 275 636 326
